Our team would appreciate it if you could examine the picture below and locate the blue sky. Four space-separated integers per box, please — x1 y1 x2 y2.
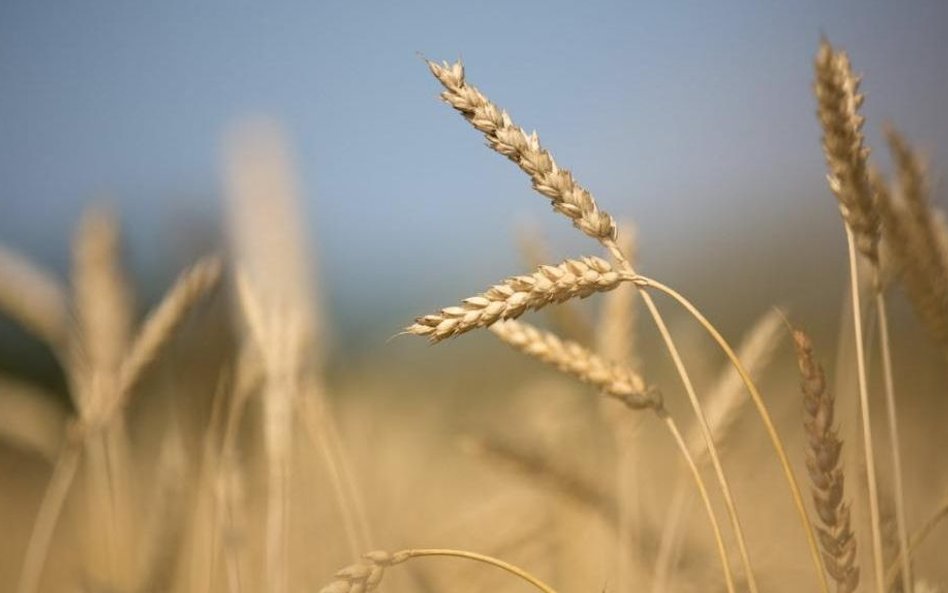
1 1 946 341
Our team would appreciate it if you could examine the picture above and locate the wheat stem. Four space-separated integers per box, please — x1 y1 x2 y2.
630 273 831 593
320 549 559 593
874 290 912 593
660 412 737 593
16 440 82 593
844 227 886 593
604 239 759 593
403 549 558 593
884 494 948 591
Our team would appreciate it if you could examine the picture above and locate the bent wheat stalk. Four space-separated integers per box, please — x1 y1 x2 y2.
319 549 558 593
630 273 830 593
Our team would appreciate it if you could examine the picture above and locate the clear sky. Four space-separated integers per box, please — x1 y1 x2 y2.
1 1 946 342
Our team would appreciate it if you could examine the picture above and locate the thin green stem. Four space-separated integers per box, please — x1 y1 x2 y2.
875 289 912 593
604 239 758 593
630 273 831 593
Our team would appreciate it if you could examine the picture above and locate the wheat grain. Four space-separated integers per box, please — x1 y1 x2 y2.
814 39 880 265
517 226 595 344
488 319 660 410
792 326 859 593
408 257 628 342
428 60 617 241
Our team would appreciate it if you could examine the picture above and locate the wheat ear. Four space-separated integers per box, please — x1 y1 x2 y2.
70 206 136 588
428 60 617 241
428 60 760 593
686 308 785 460
119 255 222 396
319 549 558 593
0 246 68 354
792 326 860 593
814 38 886 593
880 128 948 349
408 257 626 342
814 39 880 265
518 226 595 344
489 319 658 409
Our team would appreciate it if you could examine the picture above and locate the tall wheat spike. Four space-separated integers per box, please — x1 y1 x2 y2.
225 119 372 591
814 38 886 593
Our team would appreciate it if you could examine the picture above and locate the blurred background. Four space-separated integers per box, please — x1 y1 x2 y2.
1 2 947 592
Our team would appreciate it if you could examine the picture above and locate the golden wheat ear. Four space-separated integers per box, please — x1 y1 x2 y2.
427 60 618 241
879 127 948 350
814 38 880 266
407 256 629 342
790 325 860 593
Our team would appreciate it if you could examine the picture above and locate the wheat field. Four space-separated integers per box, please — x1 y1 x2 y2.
0 38 946 593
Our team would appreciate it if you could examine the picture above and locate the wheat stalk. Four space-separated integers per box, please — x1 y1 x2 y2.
408 257 627 342
594 225 645 593
654 308 785 593
319 549 558 593
792 326 860 593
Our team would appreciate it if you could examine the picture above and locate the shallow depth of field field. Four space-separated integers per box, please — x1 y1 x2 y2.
1 3 947 593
